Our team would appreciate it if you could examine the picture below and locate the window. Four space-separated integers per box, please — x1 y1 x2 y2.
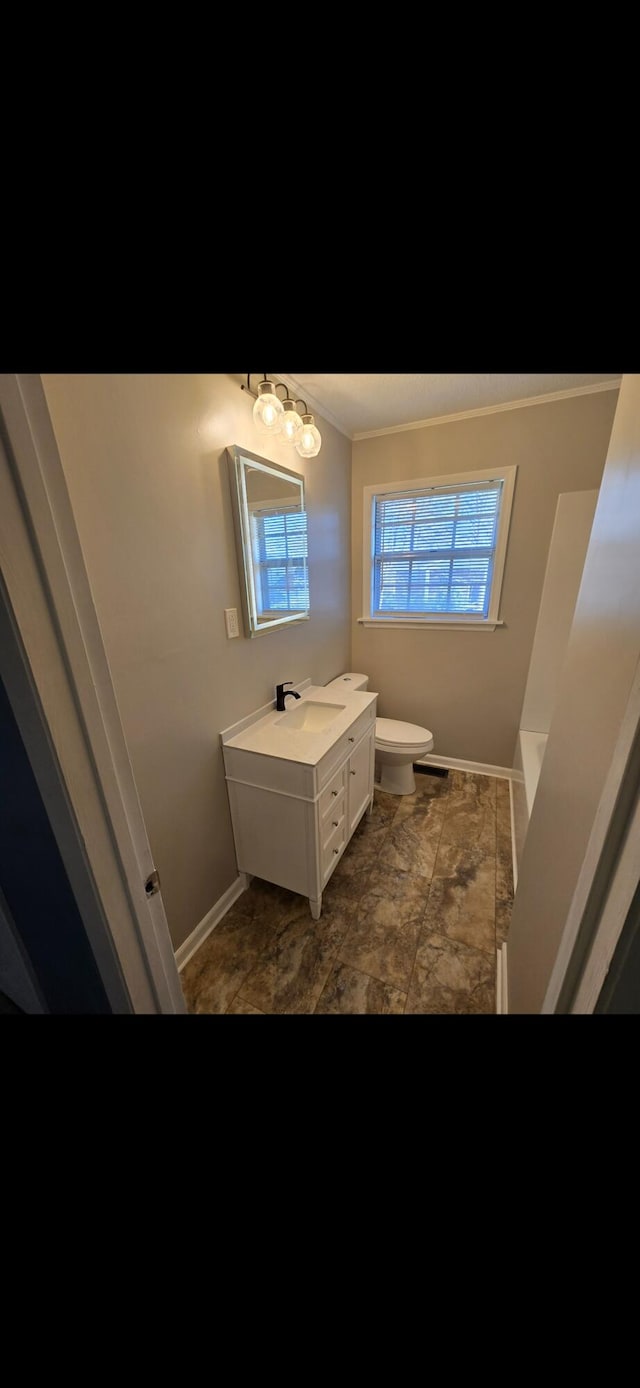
362 466 516 629
249 501 309 614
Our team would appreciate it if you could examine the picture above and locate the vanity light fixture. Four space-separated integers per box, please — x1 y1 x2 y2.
249 374 284 434
295 408 322 458
241 374 322 457
274 384 303 445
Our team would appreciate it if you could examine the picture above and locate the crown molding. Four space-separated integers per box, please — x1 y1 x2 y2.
351 378 622 440
275 373 352 439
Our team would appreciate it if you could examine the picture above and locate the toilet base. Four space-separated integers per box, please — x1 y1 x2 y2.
377 760 417 795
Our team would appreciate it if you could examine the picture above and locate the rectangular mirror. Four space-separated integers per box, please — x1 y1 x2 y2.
226 445 310 638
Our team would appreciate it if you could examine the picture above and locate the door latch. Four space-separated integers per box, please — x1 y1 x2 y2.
144 869 161 897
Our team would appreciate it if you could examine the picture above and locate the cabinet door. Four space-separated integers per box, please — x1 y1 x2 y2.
348 726 375 836
227 781 316 897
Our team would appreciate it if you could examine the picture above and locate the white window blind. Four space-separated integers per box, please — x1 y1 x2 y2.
250 504 309 613
372 478 504 618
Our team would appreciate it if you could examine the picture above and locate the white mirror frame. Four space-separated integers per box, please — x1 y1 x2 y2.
226 444 310 638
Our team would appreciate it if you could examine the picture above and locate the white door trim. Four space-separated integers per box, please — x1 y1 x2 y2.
0 373 185 1013
571 778 640 1012
542 652 640 1014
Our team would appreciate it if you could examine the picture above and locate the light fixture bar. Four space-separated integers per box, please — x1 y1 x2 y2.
240 378 260 401
240 374 289 402
241 374 322 455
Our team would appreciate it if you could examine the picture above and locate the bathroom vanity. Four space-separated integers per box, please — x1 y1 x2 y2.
221 681 377 918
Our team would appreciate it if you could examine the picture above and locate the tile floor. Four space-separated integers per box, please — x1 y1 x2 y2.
180 769 514 1015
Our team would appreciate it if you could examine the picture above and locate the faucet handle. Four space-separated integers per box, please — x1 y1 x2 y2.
275 680 293 710
275 680 300 710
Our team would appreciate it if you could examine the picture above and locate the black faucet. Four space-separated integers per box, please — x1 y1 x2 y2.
276 681 301 711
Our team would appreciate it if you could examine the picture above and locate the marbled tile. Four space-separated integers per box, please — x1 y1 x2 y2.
238 889 353 1015
323 861 372 910
495 778 514 946
181 769 508 1016
331 789 399 875
446 770 497 812
392 774 449 824
425 846 496 954
220 877 294 937
338 864 428 990
371 781 404 808
379 794 447 879
405 932 496 1014
496 776 512 843
334 821 391 875
180 880 288 1014
226 996 264 1014
365 859 433 906
438 770 496 854
495 846 514 947
412 769 451 796
495 896 513 948
236 876 295 923
369 787 404 825
315 961 406 1014
447 769 496 804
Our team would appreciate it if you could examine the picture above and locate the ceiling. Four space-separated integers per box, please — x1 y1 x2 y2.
278 373 621 440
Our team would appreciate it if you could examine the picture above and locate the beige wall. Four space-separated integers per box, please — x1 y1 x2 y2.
507 374 640 1013
41 374 351 951
351 391 618 765
520 489 598 735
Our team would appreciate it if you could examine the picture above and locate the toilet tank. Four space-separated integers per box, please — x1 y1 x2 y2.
325 672 369 692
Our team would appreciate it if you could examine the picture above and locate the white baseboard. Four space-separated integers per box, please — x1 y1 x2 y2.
496 942 508 1013
416 754 515 780
175 873 249 972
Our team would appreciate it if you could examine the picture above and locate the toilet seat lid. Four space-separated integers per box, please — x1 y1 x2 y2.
375 717 434 749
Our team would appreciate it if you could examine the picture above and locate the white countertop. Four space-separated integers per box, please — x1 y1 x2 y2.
221 684 377 765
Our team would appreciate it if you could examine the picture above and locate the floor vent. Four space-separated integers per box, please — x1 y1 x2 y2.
414 764 449 778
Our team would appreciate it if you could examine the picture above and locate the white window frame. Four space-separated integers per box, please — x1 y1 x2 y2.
361 464 517 631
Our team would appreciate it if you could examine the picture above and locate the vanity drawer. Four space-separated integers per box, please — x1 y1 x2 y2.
321 815 346 883
319 765 347 821
316 701 377 790
322 802 345 851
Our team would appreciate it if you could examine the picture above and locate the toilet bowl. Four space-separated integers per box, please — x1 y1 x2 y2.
374 717 434 794
324 673 434 795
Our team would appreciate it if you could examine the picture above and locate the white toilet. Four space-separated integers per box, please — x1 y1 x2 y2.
325 673 434 795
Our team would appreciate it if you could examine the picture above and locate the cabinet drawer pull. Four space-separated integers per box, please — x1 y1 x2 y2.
333 847 340 855
348 736 355 742
332 820 339 827
331 790 338 797
351 769 356 776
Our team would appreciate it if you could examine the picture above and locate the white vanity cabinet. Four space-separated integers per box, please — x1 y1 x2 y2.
221 689 377 920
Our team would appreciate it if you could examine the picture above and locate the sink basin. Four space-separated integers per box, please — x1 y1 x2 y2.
275 700 345 732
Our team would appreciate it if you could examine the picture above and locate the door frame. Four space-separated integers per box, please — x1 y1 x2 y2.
0 373 185 1014
565 656 640 1012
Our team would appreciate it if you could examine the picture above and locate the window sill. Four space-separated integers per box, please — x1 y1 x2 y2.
357 618 504 632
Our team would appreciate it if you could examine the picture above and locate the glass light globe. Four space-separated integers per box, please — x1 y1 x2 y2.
295 413 322 458
253 379 284 433
280 400 303 444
